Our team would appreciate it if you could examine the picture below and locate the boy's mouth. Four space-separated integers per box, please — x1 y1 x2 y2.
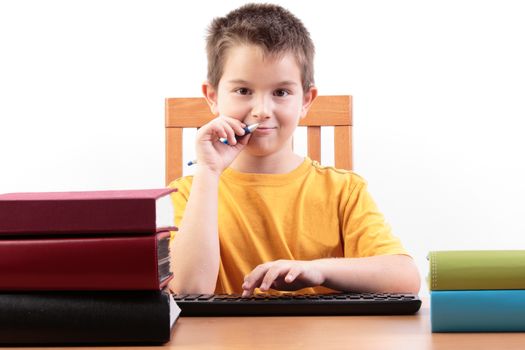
255 124 277 129
254 126 276 135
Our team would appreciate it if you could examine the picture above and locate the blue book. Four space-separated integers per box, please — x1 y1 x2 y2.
431 290 525 332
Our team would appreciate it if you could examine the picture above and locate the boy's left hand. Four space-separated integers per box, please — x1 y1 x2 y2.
241 260 325 297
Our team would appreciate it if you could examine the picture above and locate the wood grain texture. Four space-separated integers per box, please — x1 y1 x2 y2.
307 126 321 163
165 128 182 186
163 299 525 350
165 96 352 127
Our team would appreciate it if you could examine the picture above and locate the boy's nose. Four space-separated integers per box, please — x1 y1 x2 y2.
251 96 272 120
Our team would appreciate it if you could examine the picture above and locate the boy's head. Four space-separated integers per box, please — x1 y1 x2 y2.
205 3 315 93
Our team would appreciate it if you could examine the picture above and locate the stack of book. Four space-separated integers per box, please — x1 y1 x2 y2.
0 188 180 345
428 250 525 332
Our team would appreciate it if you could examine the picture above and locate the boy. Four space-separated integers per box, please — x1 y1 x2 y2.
169 3 420 296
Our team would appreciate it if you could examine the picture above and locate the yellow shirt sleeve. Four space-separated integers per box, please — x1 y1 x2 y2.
342 176 409 258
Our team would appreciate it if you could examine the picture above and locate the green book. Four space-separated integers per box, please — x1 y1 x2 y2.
428 250 525 290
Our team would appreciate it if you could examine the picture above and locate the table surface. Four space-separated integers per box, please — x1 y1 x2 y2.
6 298 525 350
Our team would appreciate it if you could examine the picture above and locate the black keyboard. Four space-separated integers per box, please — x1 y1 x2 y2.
172 292 422 316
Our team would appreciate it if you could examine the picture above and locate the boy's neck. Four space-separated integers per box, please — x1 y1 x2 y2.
229 149 304 174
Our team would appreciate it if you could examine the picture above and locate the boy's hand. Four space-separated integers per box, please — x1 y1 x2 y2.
241 260 325 297
195 116 250 175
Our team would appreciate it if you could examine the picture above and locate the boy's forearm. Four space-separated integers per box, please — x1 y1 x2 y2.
313 255 421 294
170 168 221 294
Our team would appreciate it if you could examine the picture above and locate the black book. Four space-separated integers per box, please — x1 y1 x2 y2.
0 290 180 345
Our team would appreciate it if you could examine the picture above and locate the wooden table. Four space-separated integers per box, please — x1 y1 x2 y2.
166 298 525 350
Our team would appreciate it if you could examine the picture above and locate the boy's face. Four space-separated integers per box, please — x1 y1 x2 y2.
203 44 317 157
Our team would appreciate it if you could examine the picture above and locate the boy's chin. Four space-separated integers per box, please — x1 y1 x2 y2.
243 143 277 157
244 137 295 156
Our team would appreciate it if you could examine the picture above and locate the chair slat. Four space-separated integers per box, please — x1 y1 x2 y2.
334 125 352 170
166 128 183 185
307 126 321 163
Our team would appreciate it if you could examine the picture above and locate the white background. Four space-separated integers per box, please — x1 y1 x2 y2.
2 0 525 295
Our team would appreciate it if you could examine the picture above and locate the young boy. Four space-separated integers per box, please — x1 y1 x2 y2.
169 3 420 296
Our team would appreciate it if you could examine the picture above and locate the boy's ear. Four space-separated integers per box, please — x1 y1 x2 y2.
300 86 318 119
202 82 220 116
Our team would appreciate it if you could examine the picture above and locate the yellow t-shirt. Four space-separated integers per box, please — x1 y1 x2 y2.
168 157 408 294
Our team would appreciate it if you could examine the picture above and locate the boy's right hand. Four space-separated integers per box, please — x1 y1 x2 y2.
194 115 251 175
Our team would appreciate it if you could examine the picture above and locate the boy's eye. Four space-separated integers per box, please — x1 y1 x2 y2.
235 88 251 95
274 89 289 97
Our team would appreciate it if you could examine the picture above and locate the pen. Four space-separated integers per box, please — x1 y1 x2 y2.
187 123 259 166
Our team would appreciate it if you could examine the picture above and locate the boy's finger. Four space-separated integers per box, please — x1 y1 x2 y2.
260 265 287 291
232 123 247 136
285 266 302 283
242 277 262 296
208 124 228 140
221 116 247 137
236 134 251 146
219 121 237 145
242 264 269 291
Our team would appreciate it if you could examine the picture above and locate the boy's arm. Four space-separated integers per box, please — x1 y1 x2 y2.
170 116 250 294
315 254 420 293
242 255 420 296
170 168 221 294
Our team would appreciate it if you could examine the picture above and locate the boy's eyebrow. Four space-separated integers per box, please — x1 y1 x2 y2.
227 79 299 87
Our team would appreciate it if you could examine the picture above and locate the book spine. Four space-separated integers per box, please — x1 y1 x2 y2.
0 198 159 235
0 291 171 344
0 232 172 291
429 250 525 290
431 290 525 332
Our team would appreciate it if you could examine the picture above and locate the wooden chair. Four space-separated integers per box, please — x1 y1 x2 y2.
165 95 352 185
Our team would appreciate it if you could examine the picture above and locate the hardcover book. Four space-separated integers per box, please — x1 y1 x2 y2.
0 188 177 235
0 231 172 291
0 289 180 345
428 250 525 290
431 290 525 332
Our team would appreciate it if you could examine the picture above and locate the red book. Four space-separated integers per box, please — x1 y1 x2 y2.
0 188 177 235
0 231 172 291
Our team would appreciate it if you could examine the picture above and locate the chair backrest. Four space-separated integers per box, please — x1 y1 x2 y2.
165 95 352 185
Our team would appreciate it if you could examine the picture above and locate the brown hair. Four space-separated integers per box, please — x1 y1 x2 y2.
206 3 315 92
